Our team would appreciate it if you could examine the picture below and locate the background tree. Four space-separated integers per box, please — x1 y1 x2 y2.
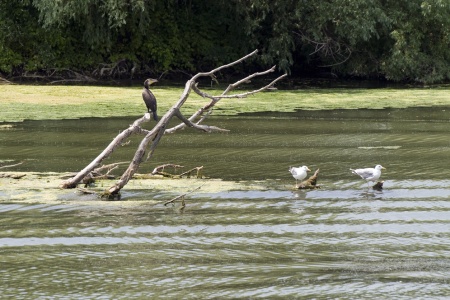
0 0 449 83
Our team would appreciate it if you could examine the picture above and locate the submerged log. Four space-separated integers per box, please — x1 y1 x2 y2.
296 169 320 189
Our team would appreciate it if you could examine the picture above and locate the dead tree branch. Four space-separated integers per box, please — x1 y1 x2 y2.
164 184 204 206
61 49 287 199
166 66 287 134
178 166 203 178
60 115 151 188
150 165 203 179
151 164 184 175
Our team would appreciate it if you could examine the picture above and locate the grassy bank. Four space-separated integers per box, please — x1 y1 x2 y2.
1 84 450 122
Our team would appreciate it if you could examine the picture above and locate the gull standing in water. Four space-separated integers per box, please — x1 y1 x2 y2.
289 166 311 186
350 164 386 188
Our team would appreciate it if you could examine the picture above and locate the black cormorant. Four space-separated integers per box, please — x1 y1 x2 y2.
142 78 158 121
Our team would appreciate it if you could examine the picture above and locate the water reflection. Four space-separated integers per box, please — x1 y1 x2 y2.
1 108 450 298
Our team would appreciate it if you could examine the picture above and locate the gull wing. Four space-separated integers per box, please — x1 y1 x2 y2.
351 168 375 180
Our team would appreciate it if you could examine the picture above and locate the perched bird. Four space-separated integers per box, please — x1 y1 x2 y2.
350 164 386 187
142 78 158 121
289 166 311 186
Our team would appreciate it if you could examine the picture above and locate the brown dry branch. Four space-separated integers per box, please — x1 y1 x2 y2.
372 181 384 190
164 184 205 207
150 164 203 178
296 169 320 189
178 166 203 178
151 164 184 175
60 50 287 200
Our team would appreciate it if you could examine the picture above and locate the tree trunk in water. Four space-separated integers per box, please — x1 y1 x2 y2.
60 50 287 199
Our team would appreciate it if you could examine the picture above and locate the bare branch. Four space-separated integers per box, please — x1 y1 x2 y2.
192 50 259 81
166 71 287 134
60 114 151 188
174 109 229 133
62 50 286 198
151 164 184 175
222 66 276 95
178 166 203 178
164 184 205 206
92 162 127 176
145 125 166 161
213 74 288 99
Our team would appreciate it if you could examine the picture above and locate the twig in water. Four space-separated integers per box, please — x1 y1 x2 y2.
164 184 205 206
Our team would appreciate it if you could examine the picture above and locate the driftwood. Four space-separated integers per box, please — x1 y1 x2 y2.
136 164 203 179
151 164 184 175
296 169 320 189
164 184 204 208
153 167 203 179
372 181 384 190
60 50 287 200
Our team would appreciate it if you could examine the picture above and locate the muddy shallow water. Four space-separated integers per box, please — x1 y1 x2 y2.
1 108 450 299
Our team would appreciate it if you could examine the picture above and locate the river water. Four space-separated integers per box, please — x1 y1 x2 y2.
1 108 450 299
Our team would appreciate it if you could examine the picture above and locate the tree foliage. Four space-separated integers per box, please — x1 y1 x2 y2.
0 0 449 83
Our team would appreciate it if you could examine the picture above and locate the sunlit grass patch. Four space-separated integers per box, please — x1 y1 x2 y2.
1 84 449 122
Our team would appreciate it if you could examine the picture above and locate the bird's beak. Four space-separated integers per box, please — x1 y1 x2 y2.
382 167 386 170
307 167 311 171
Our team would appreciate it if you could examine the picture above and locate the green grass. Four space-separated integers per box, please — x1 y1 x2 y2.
1 84 450 122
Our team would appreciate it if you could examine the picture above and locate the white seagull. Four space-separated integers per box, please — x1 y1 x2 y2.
289 166 311 186
350 164 386 187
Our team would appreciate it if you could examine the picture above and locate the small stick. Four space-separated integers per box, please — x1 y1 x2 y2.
164 184 204 206
151 164 184 175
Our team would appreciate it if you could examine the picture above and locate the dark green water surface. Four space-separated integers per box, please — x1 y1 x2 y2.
1 108 450 299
